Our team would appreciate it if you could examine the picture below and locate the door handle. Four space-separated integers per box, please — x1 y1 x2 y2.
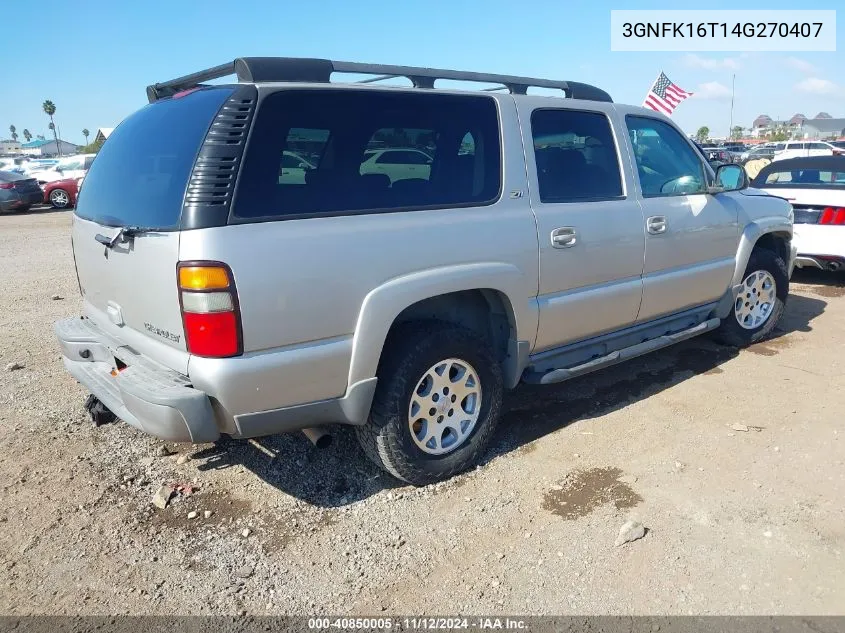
647 216 667 235
551 227 578 248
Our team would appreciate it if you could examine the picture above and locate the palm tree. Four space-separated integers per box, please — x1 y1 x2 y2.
42 100 61 156
9 125 17 142
82 128 90 146
22 129 31 142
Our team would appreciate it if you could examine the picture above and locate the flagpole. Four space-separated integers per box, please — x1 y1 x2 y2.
729 73 735 139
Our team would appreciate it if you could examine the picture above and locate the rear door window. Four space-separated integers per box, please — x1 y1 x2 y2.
530 109 623 202
232 89 501 220
75 86 233 230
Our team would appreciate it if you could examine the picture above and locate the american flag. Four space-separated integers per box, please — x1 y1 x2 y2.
643 72 692 115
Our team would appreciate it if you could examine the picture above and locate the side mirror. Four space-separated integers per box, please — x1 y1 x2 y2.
713 163 748 192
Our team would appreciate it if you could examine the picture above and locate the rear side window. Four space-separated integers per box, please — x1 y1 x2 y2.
232 90 501 220
530 109 623 202
75 87 233 229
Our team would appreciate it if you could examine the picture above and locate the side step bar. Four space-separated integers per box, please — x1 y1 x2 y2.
525 318 721 385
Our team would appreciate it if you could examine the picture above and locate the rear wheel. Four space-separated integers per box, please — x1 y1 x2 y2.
49 188 71 209
716 248 788 347
356 321 503 486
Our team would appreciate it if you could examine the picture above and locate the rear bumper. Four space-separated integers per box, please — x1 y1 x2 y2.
792 225 845 271
55 316 378 443
55 317 219 443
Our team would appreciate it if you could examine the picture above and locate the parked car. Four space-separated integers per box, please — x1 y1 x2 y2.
359 148 434 183
772 141 843 162
54 57 795 485
740 145 776 162
751 156 845 272
42 177 80 209
29 154 96 184
0 170 44 212
721 143 747 163
693 142 729 169
830 141 845 150
701 146 731 164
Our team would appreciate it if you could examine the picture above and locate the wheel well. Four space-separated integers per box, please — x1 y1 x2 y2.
755 232 790 263
388 290 515 365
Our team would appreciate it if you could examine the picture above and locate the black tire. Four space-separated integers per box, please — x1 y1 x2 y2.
356 321 503 486
49 188 71 209
716 247 788 347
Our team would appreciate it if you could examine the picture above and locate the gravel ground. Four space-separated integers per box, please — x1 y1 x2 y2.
1 208 843 616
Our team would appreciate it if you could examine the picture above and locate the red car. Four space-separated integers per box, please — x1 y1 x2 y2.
43 178 80 209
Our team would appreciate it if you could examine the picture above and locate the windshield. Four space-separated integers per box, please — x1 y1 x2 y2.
75 87 233 230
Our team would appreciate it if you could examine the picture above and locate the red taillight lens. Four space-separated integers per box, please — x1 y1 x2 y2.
182 312 240 357
819 207 845 225
819 207 834 224
0 182 14 189
177 262 242 358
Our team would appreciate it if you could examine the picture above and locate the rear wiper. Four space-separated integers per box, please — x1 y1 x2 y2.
94 226 152 249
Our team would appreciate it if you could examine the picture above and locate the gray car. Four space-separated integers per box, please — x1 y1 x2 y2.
0 170 43 212
55 57 796 485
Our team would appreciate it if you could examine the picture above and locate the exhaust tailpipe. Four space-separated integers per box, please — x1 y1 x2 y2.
828 261 842 272
302 427 332 449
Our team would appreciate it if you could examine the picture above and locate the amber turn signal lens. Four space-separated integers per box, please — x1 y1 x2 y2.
178 266 230 290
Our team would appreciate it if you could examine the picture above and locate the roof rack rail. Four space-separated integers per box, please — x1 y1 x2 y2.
146 57 612 103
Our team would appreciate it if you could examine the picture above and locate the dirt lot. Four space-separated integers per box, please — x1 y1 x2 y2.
1 209 844 616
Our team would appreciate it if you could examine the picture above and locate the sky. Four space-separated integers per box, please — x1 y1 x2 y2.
1 0 842 145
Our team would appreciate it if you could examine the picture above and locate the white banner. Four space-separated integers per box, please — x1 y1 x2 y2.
611 10 836 52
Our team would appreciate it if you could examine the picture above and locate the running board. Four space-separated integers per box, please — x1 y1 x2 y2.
524 318 721 385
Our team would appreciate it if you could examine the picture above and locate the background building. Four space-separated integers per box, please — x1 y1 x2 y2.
0 140 22 155
20 139 79 157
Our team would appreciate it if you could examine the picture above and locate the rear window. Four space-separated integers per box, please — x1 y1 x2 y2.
75 87 233 229
232 89 501 220
760 168 845 186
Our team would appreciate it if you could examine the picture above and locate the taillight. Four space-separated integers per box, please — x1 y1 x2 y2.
0 182 13 190
819 207 845 225
177 262 242 357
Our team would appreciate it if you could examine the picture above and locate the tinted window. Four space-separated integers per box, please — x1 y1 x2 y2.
233 90 501 219
75 87 232 229
808 142 829 150
83 156 94 170
627 116 706 197
530 109 622 202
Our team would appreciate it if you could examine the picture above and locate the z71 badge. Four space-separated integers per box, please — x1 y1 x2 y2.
144 323 181 344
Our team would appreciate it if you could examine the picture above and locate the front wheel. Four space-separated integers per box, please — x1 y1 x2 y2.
716 248 788 347
49 188 71 209
356 321 503 486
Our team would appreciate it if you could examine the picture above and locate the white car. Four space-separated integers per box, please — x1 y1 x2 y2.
29 154 96 184
772 140 842 162
359 148 433 183
751 156 845 271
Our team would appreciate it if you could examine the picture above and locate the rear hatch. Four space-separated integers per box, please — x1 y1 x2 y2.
10 177 42 203
72 86 235 374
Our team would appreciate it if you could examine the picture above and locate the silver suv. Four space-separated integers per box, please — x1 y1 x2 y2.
55 57 796 485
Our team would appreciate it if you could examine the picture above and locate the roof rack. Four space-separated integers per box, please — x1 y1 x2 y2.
146 57 612 104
